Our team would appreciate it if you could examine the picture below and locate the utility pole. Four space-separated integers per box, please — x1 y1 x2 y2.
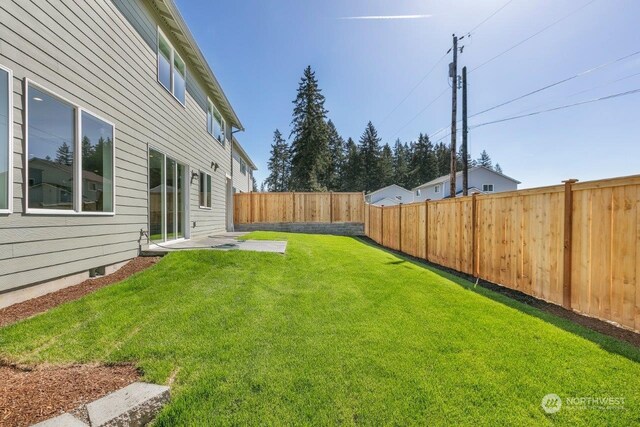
449 34 458 199
462 66 468 196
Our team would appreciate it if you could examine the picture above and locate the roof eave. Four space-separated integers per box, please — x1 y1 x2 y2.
152 0 244 130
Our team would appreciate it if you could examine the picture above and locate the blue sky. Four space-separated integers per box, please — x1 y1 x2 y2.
176 0 640 189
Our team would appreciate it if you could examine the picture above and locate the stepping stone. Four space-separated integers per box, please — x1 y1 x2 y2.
86 382 170 426
32 413 88 427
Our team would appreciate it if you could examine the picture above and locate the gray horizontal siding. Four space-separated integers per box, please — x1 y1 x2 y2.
0 0 235 291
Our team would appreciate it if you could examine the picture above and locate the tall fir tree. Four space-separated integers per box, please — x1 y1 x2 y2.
434 142 451 178
408 133 438 188
477 149 492 169
340 138 361 191
392 139 410 188
358 121 382 193
289 66 330 191
265 129 291 192
494 163 503 174
379 144 394 188
325 120 345 190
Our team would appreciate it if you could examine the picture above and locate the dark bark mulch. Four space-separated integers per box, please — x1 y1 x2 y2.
357 237 640 348
0 362 140 427
0 257 160 328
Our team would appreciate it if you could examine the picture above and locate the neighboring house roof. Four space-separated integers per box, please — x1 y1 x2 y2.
455 187 485 196
149 0 243 130
29 158 104 183
412 166 521 190
366 184 412 197
232 137 257 170
373 197 402 206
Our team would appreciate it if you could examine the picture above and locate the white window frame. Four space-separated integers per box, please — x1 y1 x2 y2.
240 158 247 175
199 170 212 209
434 185 441 193
415 189 421 197
24 79 116 216
483 184 494 192
157 27 186 107
207 98 226 145
0 63 12 214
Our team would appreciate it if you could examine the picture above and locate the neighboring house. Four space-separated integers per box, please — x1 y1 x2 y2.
413 166 520 201
0 1 254 299
231 137 257 194
365 185 414 206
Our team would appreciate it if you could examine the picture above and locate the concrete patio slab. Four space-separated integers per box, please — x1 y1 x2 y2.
146 232 287 254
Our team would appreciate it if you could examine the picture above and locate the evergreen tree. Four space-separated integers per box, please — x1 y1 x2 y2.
340 138 361 191
289 66 330 191
326 120 345 190
265 129 291 192
379 144 394 187
477 150 492 169
408 133 438 188
260 181 266 192
434 142 451 178
358 121 382 193
495 163 503 174
392 139 410 188
252 176 258 192
55 142 73 166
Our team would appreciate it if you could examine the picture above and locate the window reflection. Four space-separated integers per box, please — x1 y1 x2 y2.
81 112 113 212
0 68 8 210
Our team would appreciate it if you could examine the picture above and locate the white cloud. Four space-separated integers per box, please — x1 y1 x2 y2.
338 14 433 21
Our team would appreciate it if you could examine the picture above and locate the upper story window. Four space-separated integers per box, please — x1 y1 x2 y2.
0 64 11 213
434 185 441 193
207 99 225 144
483 184 494 192
240 158 247 175
415 189 421 197
157 28 186 105
26 81 115 214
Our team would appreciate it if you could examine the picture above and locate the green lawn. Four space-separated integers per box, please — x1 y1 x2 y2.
1 233 639 426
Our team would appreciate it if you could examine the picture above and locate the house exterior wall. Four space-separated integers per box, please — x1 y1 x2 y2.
414 168 518 201
0 0 236 292
231 150 252 193
366 186 414 205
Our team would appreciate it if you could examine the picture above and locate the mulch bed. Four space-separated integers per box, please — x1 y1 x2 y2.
0 257 160 328
0 362 140 427
358 237 640 348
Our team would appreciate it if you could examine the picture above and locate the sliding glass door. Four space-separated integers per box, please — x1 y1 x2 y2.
149 148 186 243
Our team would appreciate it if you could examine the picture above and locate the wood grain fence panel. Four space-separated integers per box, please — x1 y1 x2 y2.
382 206 400 250
332 193 365 222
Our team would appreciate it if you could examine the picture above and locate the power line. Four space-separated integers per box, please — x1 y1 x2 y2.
470 0 599 73
379 52 449 125
471 87 640 129
469 49 640 118
467 0 516 35
388 87 449 139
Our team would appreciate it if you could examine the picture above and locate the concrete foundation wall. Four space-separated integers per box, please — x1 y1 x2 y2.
235 222 365 236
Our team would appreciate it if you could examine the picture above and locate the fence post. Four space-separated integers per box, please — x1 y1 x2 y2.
562 179 578 309
399 203 403 252
330 191 334 223
424 199 429 261
381 205 385 246
250 192 254 223
291 192 296 222
471 192 479 277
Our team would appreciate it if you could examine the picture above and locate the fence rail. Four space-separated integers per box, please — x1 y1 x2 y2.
234 192 365 224
366 174 640 333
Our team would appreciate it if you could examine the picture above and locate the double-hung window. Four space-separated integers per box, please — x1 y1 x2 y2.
483 184 494 192
199 171 212 208
26 81 115 214
0 64 11 213
207 99 225 144
158 28 186 105
434 185 441 194
240 159 247 175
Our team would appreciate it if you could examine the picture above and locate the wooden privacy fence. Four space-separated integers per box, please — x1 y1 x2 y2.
366 175 640 333
234 192 365 224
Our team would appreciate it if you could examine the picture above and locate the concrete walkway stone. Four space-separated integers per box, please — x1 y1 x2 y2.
86 382 170 426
